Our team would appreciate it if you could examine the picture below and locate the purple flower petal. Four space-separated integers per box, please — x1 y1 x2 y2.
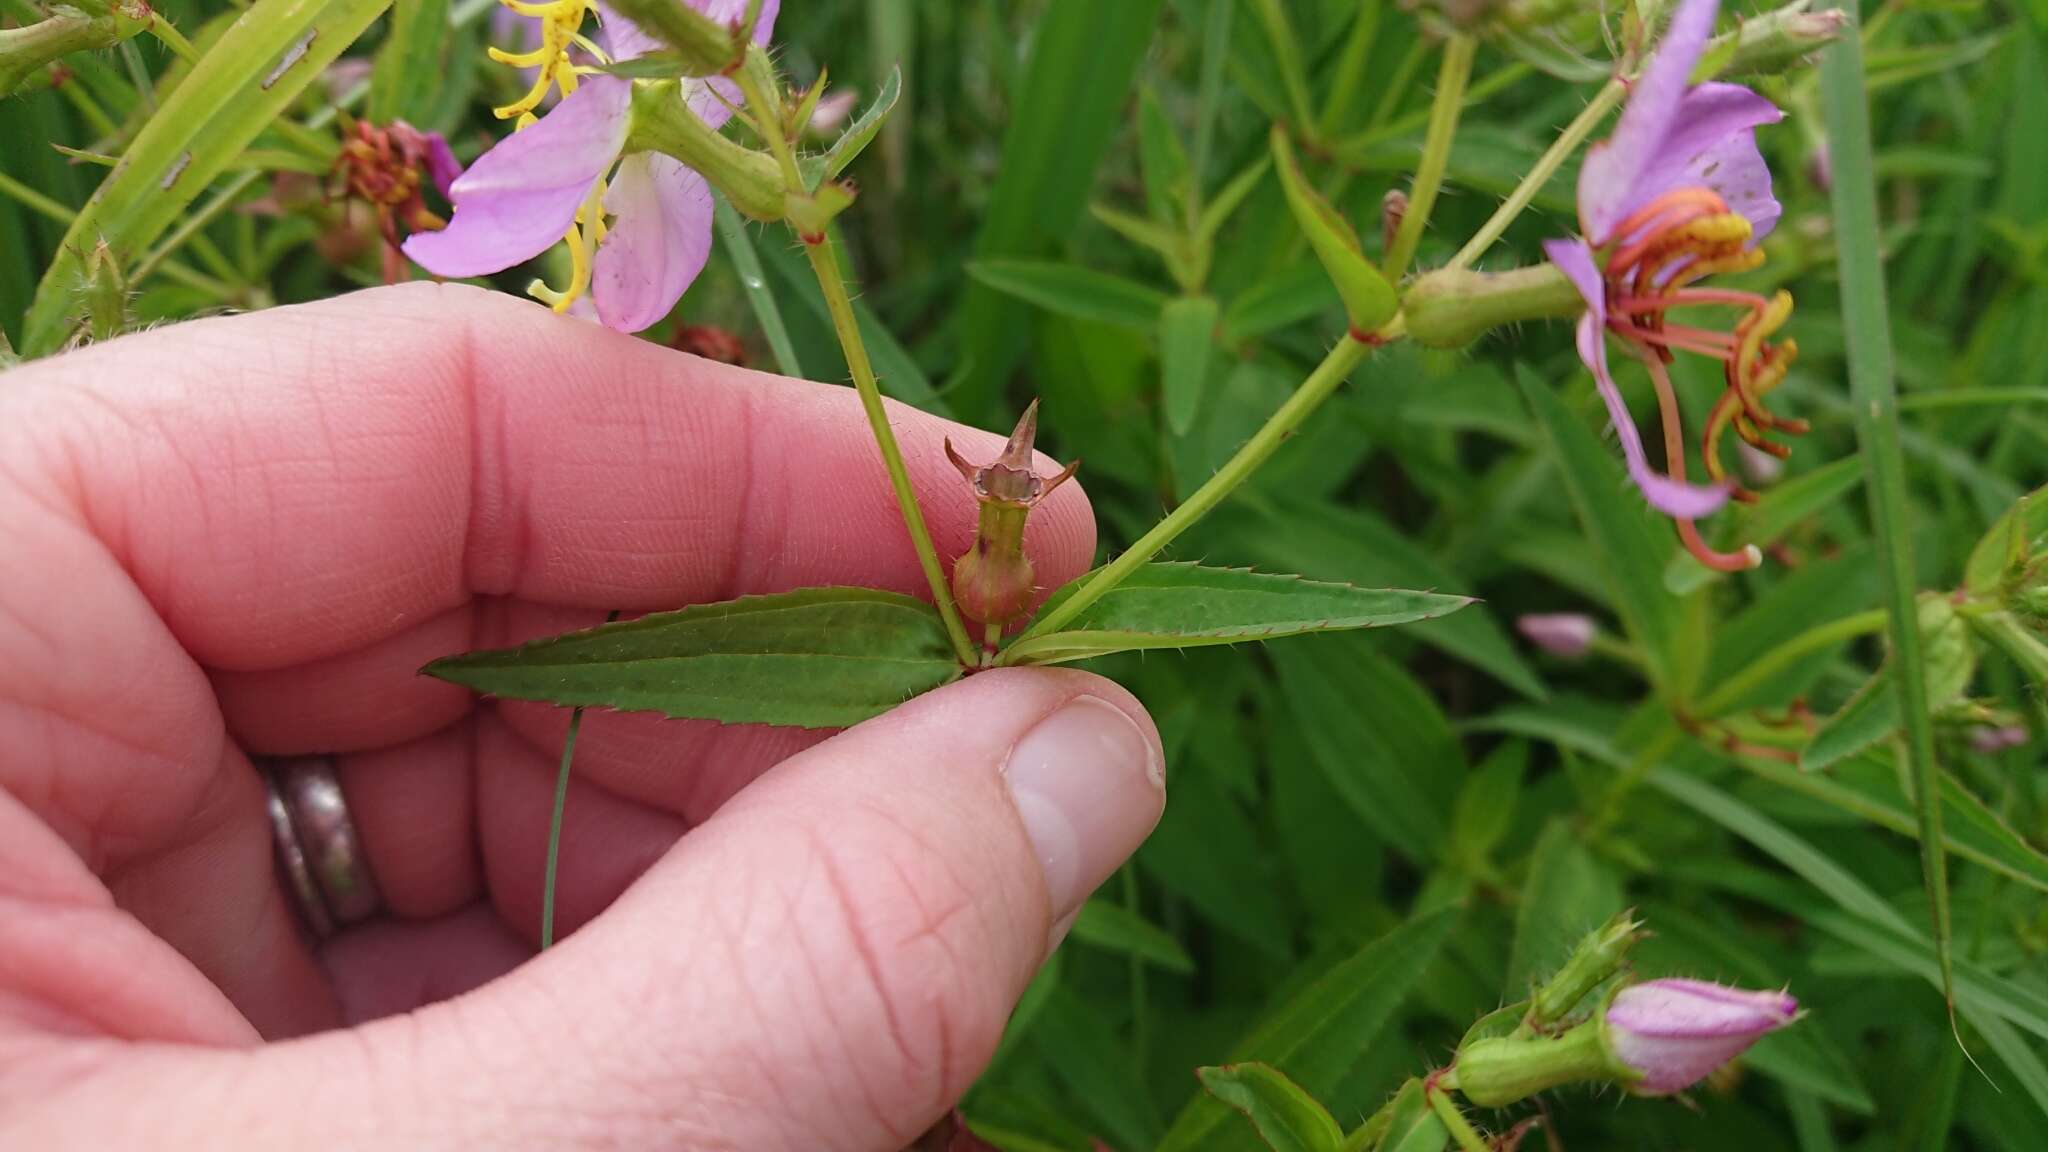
1608 978 1799 1095
403 77 632 278
687 0 779 130
592 151 714 332
1622 83 1783 244
1546 238 1730 520
1579 0 1722 242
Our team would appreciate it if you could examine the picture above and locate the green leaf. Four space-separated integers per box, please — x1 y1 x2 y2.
1139 769 1292 955
1197 1064 1343 1152
967 259 1169 331
1197 157 1271 242
1964 484 2047 596
423 588 961 729
952 0 1164 416
1505 821 1625 996
1376 1077 1451 1152
1138 86 1192 225
1449 742 1526 873
712 195 803 378
1221 262 1341 343
757 235 945 414
1156 909 1459 1152
1160 295 1219 436
22 0 396 356
1821 0 1953 1008
1269 126 1397 332
1004 563 1472 666
1068 899 1195 973
1802 666 1897 771
1274 637 1465 863
367 0 449 125
817 64 900 185
1030 986 1163 1152
1665 455 1866 593
1517 364 1696 697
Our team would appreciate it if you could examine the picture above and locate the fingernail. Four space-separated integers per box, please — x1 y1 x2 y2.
1002 696 1165 924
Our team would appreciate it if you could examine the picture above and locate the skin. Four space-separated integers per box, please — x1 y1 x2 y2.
0 284 1164 1150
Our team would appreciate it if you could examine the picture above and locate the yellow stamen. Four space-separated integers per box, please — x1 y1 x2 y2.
527 177 608 313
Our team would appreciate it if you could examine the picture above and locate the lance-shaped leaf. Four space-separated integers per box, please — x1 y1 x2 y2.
967 259 1170 330
1269 125 1397 332
1964 486 2047 597
424 588 961 729
798 65 901 189
1196 1063 1343 1152
1002 563 1472 666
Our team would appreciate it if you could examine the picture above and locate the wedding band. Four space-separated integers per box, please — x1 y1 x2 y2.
263 756 382 937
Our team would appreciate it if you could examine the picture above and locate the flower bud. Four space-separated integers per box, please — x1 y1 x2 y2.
946 402 1080 640
1403 263 1586 349
1605 979 1799 1095
1970 725 2029 754
1516 613 1596 659
1703 1 1849 80
1528 911 1643 1024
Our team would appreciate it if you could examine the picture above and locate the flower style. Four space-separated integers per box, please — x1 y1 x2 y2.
1546 0 1803 572
401 0 779 332
1606 978 1800 1095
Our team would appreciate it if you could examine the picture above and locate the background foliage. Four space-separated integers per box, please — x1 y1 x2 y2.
6 0 2048 1148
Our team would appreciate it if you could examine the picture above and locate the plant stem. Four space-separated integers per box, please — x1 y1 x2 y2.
539 704 587 950
1821 0 1953 1006
1448 78 1623 272
1008 330 1376 651
713 196 804 378
147 14 201 64
1382 34 1475 282
804 234 978 666
1695 609 1888 717
733 43 978 666
1317 0 1381 140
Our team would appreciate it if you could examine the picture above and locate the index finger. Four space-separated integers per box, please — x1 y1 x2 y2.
0 282 1095 672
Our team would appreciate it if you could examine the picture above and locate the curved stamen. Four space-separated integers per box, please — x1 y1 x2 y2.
1643 352 1760 571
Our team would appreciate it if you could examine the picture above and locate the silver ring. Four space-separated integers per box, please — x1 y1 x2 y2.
263 756 382 937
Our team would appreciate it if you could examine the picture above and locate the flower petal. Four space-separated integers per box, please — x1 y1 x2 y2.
422 131 463 199
1608 978 1798 1095
1624 83 1783 242
1545 238 1730 520
402 77 631 278
686 0 779 129
592 152 715 332
1579 0 1722 242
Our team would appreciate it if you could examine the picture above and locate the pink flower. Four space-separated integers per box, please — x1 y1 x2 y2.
402 0 779 332
1606 978 1799 1095
1517 613 1596 657
1545 0 1803 573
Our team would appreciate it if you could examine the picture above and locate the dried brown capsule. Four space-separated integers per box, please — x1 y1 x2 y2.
945 401 1079 644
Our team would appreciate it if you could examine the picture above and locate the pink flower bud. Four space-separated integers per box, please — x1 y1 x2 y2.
1606 979 1799 1096
1970 725 2029 754
1517 613 1596 658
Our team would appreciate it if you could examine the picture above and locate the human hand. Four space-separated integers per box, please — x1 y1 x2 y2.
0 284 1166 1149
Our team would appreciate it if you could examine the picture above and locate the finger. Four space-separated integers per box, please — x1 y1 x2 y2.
0 281 1093 678
11 670 1165 1151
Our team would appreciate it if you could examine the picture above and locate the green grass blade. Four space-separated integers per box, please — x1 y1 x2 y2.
713 196 803 378
1819 0 1953 1010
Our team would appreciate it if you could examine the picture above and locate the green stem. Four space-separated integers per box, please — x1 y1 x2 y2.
117 38 154 114
1426 1082 1493 1152
712 196 804 378
146 14 202 64
1334 62 1533 153
1448 78 1624 272
0 170 234 298
539 704 588 950
1249 0 1315 135
805 235 978 666
1822 0 1952 1006
732 45 976 666
1587 722 1682 837
1316 0 1381 140
1367 37 1429 135
1382 34 1474 281
1695 609 1888 717
1008 332 1374 651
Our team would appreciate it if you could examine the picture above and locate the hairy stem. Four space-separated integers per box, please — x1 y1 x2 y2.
1448 78 1624 271
1383 34 1475 281
1008 330 1379 651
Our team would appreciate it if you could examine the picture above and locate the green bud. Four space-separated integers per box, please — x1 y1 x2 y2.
1917 593 1979 709
1449 1018 1629 1108
599 0 755 77
1700 1 1848 81
79 238 129 345
626 80 787 221
0 1 151 98
1402 263 1586 349
1269 126 1396 335
1529 911 1644 1026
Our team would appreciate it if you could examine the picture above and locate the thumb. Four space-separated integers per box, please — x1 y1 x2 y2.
21 669 1164 1151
